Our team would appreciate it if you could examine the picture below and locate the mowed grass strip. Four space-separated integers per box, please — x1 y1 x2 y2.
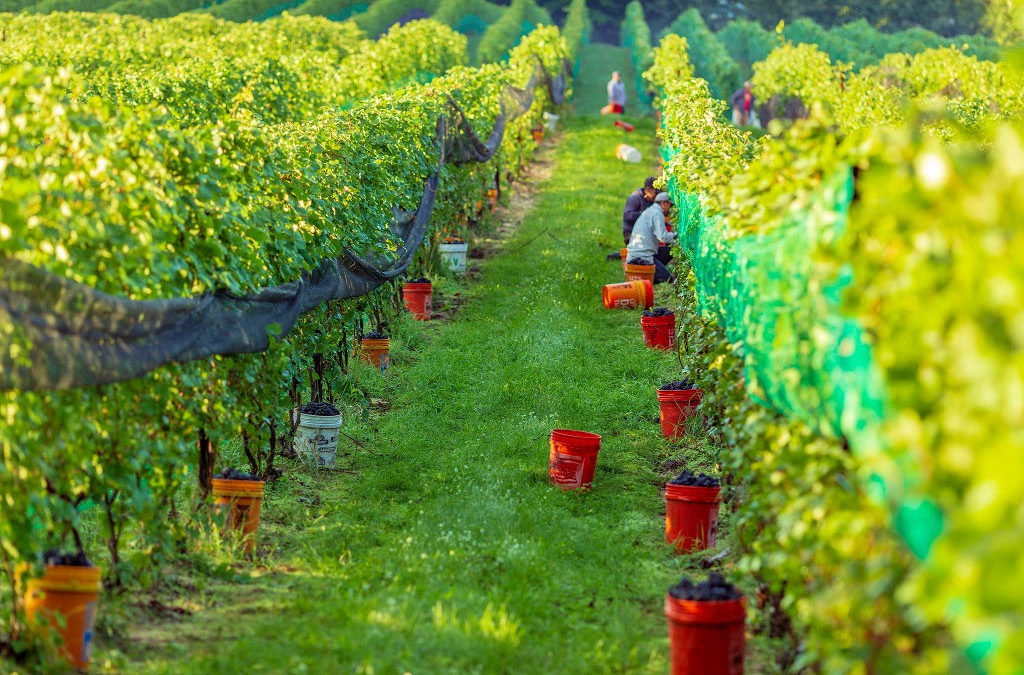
130 116 708 674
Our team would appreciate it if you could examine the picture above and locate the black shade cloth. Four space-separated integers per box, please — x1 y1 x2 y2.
0 64 566 391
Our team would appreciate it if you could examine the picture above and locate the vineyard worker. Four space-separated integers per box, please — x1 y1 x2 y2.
622 176 658 245
730 81 755 127
626 192 677 284
603 71 627 115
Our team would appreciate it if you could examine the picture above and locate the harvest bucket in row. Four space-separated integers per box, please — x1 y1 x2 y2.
549 429 601 490
602 279 653 310
402 282 432 320
641 313 676 350
295 411 343 468
211 478 265 553
358 338 390 373
439 241 469 274
666 483 721 552
625 263 655 284
24 565 102 670
665 593 746 675
658 387 702 438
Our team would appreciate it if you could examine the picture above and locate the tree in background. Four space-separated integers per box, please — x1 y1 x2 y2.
540 0 1000 38
985 0 1024 42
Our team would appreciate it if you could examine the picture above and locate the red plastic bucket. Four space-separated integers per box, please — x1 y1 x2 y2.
665 594 746 675
402 282 432 320
641 314 676 350
665 483 721 552
658 388 702 438
549 429 601 490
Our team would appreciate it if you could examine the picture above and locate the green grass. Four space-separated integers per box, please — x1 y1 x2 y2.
573 44 644 117
98 116 771 674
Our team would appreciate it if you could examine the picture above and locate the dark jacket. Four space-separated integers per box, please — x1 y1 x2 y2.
730 88 755 111
622 188 652 239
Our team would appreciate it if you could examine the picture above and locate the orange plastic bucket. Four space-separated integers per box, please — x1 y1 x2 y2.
658 388 703 438
602 279 653 310
358 338 390 373
620 247 628 271
641 314 676 350
665 594 746 675
532 128 544 142
549 429 601 490
625 263 655 284
24 565 102 670
487 188 498 209
211 478 265 553
402 282 432 320
665 484 721 552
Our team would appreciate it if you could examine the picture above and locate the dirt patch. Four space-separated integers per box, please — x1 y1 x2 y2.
660 457 687 476
468 137 558 265
430 288 468 322
146 598 193 618
114 564 303 662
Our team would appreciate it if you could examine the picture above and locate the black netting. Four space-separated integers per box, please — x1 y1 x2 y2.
0 64 565 391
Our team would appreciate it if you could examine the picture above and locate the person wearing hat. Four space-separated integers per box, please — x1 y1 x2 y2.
621 176 658 245
626 192 677 284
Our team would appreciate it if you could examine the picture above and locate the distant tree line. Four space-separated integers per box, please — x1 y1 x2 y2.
537 0 1003 39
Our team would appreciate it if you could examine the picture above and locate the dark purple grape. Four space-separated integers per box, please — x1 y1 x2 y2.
669 572 741 601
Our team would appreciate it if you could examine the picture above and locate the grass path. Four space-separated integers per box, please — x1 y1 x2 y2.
574 43 645 116
122 115 715 673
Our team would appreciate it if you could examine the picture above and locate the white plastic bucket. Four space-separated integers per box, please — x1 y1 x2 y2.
543 111 559 131
615 143 642 163
439 242 469 274
294 413 342 468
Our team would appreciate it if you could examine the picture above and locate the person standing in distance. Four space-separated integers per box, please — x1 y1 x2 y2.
730 81 756 126
603 71 626 115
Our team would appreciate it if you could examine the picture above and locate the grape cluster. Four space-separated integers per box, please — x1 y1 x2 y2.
643 307 675 318
669 573 741 601
360 331 388 340
660 380 696 391
301 401 341 416
668 469 719 487
43 549 92 567
410 277 431 284
215 467 259 481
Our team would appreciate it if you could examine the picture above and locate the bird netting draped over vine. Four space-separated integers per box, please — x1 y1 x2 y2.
0 61 568 392
662 148 887 451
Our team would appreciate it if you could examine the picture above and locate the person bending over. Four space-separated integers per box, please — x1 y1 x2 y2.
622 176 657 245
626 193 676 284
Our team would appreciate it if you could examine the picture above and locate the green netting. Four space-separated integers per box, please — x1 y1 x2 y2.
662 144 952 563
660 151 1014 671
664 148 886 447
